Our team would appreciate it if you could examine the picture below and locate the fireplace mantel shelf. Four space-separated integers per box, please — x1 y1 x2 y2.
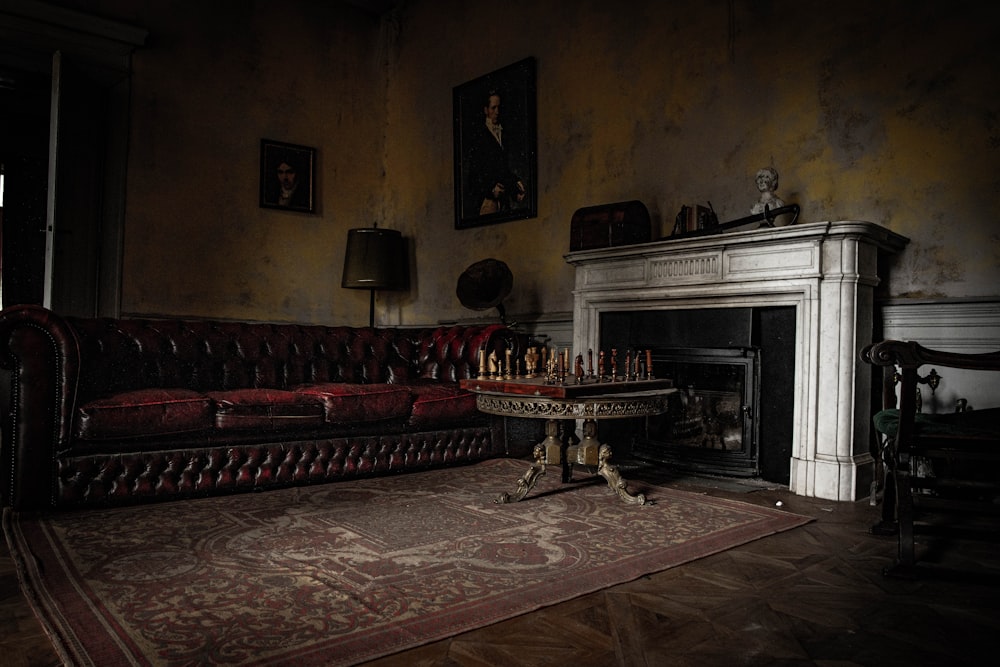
566 220 909 501
566 220 907 263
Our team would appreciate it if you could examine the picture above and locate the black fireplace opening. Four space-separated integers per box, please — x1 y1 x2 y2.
642 347 759 476
599 307 795 484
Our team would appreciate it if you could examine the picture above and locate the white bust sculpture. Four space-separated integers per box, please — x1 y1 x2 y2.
750 167 785 215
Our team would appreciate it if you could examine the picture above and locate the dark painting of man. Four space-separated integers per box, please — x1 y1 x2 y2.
466 89 527 216
454 58 537 229
260 140 315 212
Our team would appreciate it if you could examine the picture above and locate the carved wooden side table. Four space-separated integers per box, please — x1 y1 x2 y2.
459 377 675 506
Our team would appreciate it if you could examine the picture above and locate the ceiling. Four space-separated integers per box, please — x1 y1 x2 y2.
342 0 398 14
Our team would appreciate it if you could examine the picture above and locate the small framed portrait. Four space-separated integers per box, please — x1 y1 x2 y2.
453 57 537 230
260 139 316 213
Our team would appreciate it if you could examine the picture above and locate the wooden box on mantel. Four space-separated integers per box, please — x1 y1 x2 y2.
569 200 651 251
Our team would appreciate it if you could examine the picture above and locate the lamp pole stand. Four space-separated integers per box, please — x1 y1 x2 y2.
368 289 376 328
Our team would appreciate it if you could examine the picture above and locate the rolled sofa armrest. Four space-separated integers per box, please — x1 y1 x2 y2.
0 304 81 509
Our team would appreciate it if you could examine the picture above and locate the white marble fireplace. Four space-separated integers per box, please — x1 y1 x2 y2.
566 220 908 501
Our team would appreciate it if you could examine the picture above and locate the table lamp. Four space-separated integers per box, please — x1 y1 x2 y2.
341 225 407 327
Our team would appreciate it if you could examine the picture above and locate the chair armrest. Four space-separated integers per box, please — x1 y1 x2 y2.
863 339 1000 454
864 340 1000 372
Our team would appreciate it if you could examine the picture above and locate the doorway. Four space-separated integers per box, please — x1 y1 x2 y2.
0 64 50 309
0 3 146 317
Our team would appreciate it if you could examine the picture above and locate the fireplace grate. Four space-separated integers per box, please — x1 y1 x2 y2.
635 347 760 477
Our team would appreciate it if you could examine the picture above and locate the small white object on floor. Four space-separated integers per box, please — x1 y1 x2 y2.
775 500 783 507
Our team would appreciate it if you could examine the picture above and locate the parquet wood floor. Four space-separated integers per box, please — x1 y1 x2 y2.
2 465 997 666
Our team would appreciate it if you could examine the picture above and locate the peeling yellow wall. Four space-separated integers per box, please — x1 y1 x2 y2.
89 0 388 323
53 0 999 326
384 0 1000 326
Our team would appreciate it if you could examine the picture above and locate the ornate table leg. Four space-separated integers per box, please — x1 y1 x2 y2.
565 418 600 483
495 443 548 504
559 419 575 483
575 418 602 465
596 444 649 506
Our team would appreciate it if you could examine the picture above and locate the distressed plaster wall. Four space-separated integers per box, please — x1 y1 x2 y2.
383 0 1000 326
43 0 999 327
72 0 387 324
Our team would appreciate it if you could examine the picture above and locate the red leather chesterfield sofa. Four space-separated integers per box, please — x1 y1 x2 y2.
0 304 522 511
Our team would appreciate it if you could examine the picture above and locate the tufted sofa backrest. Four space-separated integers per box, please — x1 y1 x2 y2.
65 317 512 403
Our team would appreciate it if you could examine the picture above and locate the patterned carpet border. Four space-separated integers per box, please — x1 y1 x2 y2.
5 458 811 666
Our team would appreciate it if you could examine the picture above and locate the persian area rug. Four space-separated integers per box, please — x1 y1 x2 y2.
5 458 811 666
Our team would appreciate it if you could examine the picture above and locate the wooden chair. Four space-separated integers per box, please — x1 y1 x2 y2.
868 359 940 535
862 340 1000 577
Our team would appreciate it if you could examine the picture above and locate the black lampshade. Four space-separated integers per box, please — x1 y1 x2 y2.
341 227 407 290
341 226 407 327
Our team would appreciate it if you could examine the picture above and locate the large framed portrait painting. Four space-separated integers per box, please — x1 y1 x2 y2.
260 139 316 213
453 57 537 229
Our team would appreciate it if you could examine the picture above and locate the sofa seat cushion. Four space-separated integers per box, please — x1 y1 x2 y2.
294 383 413 423
76 388 214 440
207 389 326 431
406 383 478 428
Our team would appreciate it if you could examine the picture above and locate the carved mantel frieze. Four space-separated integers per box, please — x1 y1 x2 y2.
649 253 722 283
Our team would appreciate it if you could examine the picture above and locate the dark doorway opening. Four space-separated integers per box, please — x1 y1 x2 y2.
0 65 50 308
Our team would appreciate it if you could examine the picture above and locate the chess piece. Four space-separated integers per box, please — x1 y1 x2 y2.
524 347 539 378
